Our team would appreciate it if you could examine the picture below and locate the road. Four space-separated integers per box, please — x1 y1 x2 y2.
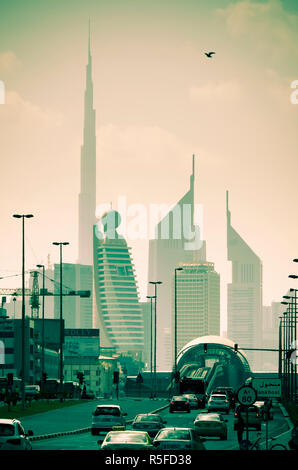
31 401 289 450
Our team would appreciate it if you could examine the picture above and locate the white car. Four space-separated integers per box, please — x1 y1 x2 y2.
153 427 206 450
91 404 127 436
100 430 154 450
207 394 230 413
0 419 33 450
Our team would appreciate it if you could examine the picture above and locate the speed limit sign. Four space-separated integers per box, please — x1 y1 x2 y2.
236 385 257 406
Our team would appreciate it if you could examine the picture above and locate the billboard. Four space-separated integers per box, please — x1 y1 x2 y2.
64 329 100 357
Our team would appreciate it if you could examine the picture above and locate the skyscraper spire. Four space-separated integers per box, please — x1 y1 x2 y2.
78 22 97 265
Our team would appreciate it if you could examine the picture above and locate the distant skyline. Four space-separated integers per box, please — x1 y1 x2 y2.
0 0 298 334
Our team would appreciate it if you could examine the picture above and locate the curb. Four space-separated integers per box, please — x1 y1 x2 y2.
29 402 170 442
278 403 293 429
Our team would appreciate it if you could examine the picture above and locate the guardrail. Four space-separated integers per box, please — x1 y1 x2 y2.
29 402 170 441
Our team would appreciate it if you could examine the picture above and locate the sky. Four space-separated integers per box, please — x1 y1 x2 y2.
0 0 297 333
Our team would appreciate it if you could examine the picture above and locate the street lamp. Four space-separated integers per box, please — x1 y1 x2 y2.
149 281 162 398
146 295 155 399
52 241 69 402
36 264 45 383
13 213 34 410
174 267 183 390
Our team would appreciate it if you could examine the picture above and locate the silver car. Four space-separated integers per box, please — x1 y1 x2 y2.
91 404 127 436
153 427 206 450
207 394 230 414
132 414 167 437
0 419 33 450
194 412 228 440
100 431 154 450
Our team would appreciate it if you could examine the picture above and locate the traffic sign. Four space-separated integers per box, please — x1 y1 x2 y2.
252 378 281 398
236 385 257 406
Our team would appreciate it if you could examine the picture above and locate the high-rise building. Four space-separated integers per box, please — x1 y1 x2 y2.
173 262 220 362
54 263 93 329
93 211 144 360
148 156 206 370
262 301 283 371
78 24 97 266
226 191 263 371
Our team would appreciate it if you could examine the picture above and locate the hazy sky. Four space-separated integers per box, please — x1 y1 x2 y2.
0 0 297 332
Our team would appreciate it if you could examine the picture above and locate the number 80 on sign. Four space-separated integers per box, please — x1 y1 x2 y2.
236 385 257 406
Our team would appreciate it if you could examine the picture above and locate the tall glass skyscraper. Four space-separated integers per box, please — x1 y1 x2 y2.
78 24 97 266
226 190 263 371
148 156 206 371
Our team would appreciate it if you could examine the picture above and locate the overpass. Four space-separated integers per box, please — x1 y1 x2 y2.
176 335 252 393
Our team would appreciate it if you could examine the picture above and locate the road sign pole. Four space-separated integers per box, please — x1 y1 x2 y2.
246 407 249 451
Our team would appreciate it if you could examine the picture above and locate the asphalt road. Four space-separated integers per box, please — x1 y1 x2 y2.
31 401 289 450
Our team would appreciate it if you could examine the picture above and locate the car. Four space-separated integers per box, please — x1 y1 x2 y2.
25 385 40 401
0 419 33 450
169 396 190 413
131 414 167 437
207 394 230 413
234 404 262 431
153 427 206 450
254 401 273 421
183 394 200 409
215 387 235 409
100 430 154 450
91 404 127 436
194 412 228 440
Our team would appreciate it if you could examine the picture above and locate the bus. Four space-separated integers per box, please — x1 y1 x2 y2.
179 377 207 407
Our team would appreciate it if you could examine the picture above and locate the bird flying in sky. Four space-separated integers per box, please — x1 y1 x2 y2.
205 52 216 58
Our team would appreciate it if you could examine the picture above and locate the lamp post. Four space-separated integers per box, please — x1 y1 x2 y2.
174 267 183 392
146 295 155 399
13 213 34 410
149 281 162 398
36 264 45 383
281 301 289 400
52 241 69 402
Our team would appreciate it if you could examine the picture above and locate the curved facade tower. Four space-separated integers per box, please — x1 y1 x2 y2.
93 211 144 357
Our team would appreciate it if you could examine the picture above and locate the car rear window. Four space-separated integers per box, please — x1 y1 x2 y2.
0 424 14 436
94 407 120 416
106 433 147 443
158 430 190 440
137 415 160 422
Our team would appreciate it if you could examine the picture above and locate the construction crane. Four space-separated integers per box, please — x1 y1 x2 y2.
0 271 90 319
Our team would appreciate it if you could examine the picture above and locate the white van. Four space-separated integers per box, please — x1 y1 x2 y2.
91 404 127 436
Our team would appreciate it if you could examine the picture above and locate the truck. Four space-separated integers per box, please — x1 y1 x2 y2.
179 377 207 407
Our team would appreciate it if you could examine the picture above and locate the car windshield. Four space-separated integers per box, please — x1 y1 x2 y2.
106 433 147 443
184 395 196 399
157 430 190 441
173 396 186 401
0 424 14 436
137 415 160 422
94 407 120 416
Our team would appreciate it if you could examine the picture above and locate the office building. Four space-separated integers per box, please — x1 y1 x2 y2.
227 191 263 371
173 262 220 361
